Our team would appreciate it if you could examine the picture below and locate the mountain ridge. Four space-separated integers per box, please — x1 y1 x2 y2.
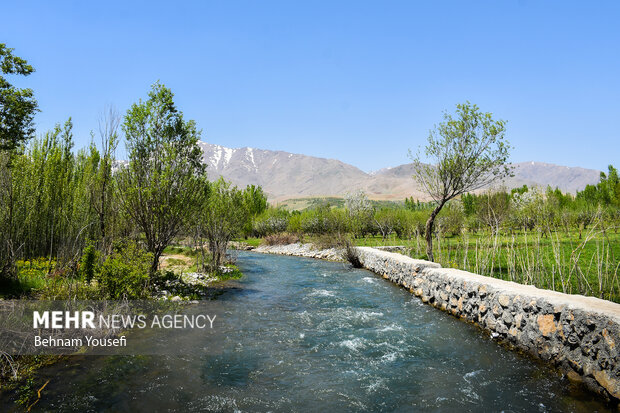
197 141 602 201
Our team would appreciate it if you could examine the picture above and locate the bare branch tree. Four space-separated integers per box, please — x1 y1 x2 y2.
93 105 119 250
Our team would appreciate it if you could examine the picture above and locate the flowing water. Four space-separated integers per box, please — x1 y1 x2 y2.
1 252 613 412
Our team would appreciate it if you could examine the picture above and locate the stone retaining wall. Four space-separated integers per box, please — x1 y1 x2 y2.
355 246 620 401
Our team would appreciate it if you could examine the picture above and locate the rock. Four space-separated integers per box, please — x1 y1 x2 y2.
537 314 557 337
498 294 511 308
502 311 514 326
602 328 616 351
593 370 620 400
171 296 182 302
514 313 524 328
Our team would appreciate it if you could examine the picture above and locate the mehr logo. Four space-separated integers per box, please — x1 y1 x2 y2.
33 311 96 329
32 311 217 329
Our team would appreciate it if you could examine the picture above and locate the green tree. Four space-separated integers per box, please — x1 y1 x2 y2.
242 184 268 236
477 190 511 234
0 44 38 278
117 82 206 274
0 43 38 151
344 190 374 237
197 178 249 271
576 165 620 207
253 207 289 236
411 102 512 261
243 184 268 216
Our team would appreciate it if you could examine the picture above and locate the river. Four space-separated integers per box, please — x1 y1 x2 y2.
1 252 612 412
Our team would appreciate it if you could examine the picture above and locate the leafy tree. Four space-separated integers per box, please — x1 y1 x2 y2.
300 205 341 235
510 184 529 196
510 188 543 232
344 190 374 237
117 82 206 274
477 190 511 234
0 43 38 151
411 102 511 261
243 184 268 216
0 44 38 278
253 207 289 237
242 184 268 236
374 208 396 241
461 193 477 216
197 178 249 270
577 165 620 207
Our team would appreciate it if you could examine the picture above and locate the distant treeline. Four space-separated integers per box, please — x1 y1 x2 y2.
251 169 620 240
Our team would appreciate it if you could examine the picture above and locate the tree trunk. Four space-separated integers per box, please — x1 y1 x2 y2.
151 248 162 276
425 202 444 262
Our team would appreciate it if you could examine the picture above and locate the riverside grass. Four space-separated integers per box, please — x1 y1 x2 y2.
351 228 620 303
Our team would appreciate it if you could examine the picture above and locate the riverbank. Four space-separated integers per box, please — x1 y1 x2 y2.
254 243 345 261
254 243 620 403
0 248 243 404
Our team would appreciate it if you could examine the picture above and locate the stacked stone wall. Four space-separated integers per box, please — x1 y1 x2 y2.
356 246 620 401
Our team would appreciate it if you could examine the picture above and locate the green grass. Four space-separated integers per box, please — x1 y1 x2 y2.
276 196 403 211
232 237 261 247
163 245 199 257
353 229 620 303
0 258 54 298
216 265 244 281
165 258 186 266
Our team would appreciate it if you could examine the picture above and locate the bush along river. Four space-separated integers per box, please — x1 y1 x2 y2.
1 251 614 412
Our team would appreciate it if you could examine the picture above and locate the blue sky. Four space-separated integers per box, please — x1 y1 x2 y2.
2 0 619 172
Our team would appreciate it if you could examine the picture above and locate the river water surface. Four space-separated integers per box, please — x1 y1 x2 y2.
2 252 613 412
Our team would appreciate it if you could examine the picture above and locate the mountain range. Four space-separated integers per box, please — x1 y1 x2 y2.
197 141 601 202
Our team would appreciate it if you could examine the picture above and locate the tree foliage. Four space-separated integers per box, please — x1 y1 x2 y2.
410 102 512 261
117 82 206 273
0 43 38 151
196 178 249 271
577 165 620 207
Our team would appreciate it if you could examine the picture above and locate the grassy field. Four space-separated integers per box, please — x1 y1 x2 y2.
275 196 403 211
354 229 620 303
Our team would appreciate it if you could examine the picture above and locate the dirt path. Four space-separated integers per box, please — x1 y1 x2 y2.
159 253 194 269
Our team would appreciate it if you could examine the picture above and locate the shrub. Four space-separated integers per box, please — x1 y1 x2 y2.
262 232 300 246
253 208 290 236
342 241 363 268
437 203 463 236
97 241 152 299
314 233 350 249
2 258 53 296
286 212 302 233
79 244 99 283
